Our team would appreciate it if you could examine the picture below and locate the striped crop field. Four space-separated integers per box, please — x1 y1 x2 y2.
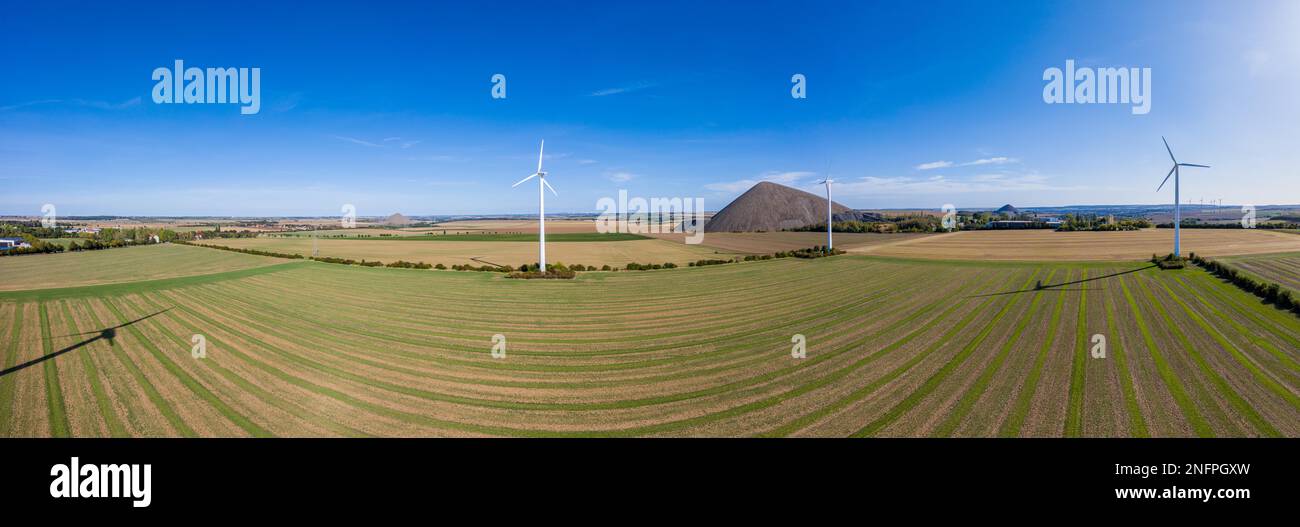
1219 252 1300 293
1 249 1297 437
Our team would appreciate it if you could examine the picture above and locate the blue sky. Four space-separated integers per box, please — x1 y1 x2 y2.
2 0 1298 216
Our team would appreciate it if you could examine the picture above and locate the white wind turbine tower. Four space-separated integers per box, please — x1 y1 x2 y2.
513 140 558 270
817 170 834 250
1156 136 1210 257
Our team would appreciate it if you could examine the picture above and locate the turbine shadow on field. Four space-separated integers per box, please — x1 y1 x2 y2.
470 256 509 268
0 308 171 378
967 265 1156 298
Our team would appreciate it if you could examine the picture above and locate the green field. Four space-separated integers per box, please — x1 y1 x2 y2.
2 246 1297 437
0 244 283 292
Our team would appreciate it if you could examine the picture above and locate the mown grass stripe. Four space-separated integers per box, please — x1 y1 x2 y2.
0 304 24 436
1180 272 1300 375
998 269 1071 437
126 293 370 437
1106 287 1149 437
1064 269 1088 437
1155 278 1299 420
79 299 195 437
172 276 943 411
933 268 1058 437
38 303 70 437
763 271 1014 437
1135 276 1271 436
0 261 312 301
57 300 128 437
100 298 272 437
852 270 1042 437
1119 275 1213 437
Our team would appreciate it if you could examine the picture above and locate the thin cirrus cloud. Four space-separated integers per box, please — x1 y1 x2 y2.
333 136 423 149
831 172 1081 196
0 97 141 111
915 156 1019 170
705 171 816 193
589 81 656 97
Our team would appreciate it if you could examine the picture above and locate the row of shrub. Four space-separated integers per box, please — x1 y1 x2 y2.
506 269 577 279
1150 253 1186 269
624 262 678 271
187 242 847 277
782 245 845 259
175 241 305 259
1189 253 1299 314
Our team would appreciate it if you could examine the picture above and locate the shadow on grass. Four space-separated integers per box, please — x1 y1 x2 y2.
967 265 1156 298
0 308 171 378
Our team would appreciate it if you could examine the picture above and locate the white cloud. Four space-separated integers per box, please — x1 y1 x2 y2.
576 159 598 165
705 171 815 193
916 161 953 170
606 171 636 182
916 156 1019 171
963 156 1018 167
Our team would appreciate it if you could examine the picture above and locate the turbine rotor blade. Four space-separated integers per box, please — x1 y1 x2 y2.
542 178 558 196
1162 136 1177 164
1157 165 1175 192
513 173 539 187
1179 163 1210 168
537 140 545 174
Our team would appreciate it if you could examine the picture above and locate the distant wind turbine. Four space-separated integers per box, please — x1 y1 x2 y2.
1156 137 1210 257
817 168 834 250
512 140 558 270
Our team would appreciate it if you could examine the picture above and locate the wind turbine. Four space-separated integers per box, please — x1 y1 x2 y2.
1156 137 1210 257
817 168 834 251
512 140 558 270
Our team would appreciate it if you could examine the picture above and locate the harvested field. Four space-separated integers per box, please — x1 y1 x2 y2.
853 229 1300 261
651 231 930 254
1219 252 1300 293
0 244 283 291
195 236 736 267
2 248 1296 437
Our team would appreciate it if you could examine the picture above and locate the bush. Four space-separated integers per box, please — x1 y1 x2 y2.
505 269 576 279
1151 253 1186 269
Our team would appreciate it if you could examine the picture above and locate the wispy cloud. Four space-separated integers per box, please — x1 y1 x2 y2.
606 171 636 182
333 135 384 148
963 156 1017 167
0 99 63 111
915 156 1018 170
829 172 1081 196
73 97 142 110
383 137 422 149
705 171 815 193
589 81 655 97
576 159 598 165
915 161 953 170
1 97 140 111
